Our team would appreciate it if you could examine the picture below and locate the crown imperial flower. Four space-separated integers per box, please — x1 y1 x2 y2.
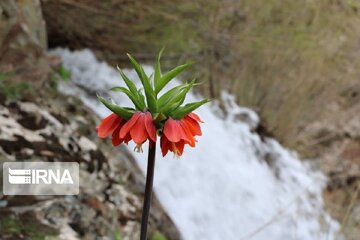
160 113 203 156
95 49 209 239
96 113 128 146
96 49 208 155
119 111 156 152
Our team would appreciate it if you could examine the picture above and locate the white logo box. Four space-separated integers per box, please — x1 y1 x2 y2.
2 162 79 195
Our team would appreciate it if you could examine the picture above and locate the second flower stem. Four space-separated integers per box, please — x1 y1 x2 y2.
140 140 156 240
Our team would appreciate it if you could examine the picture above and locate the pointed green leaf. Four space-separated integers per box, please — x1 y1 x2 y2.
97 94 133 120
154 48 165 91
160 80 196 114
162 101 183 115
126 54 151 89
110 86 144 110
127 54 157 111
116 66 146 109
138 89 146 109
171 99 210 119
172 79 196 106
126 54 146 80
116 66 138 95
155 62 193 94
144 85 157 112
158 83 189 108
148 73 154 88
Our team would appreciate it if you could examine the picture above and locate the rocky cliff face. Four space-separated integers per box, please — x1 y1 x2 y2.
0 92 180 239
0 2 179 238
0 0 49 87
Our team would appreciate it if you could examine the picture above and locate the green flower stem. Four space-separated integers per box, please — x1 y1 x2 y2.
140 140 156 240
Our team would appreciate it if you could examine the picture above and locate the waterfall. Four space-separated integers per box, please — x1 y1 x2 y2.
53 48 340 240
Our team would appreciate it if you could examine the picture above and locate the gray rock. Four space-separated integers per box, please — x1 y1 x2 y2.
0 0 49 88
0 96 180 239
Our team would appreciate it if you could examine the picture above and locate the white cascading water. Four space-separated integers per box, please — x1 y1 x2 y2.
52 48 340 240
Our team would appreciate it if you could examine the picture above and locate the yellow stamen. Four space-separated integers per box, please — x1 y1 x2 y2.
171 143 180 158
134 144 143 153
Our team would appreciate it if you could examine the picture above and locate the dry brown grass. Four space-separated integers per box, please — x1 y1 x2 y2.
43 0 360 151
113 0 360 151
191 0 360 148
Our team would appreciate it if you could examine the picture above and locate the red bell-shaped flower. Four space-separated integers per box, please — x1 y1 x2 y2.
119 111 157 151
97 113 127 146
160 113 203 156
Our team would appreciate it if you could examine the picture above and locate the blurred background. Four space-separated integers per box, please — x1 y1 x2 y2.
0 0 360 239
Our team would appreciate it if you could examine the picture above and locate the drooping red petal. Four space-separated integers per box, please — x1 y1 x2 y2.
160 113 204 157
119 112 141 139
123 132 132 144
144 112 157 142
179 120 196 147
111 125 123 146
130 113 148 144
160 135 171 156
97 113 121 138
183 116 202 136
174 140 185 156
188 112 203 123
163 118 182 142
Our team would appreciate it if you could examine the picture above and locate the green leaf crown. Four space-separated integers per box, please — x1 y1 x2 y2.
98 49 210 123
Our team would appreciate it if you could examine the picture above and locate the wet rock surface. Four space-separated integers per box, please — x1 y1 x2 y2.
0 95 180 240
